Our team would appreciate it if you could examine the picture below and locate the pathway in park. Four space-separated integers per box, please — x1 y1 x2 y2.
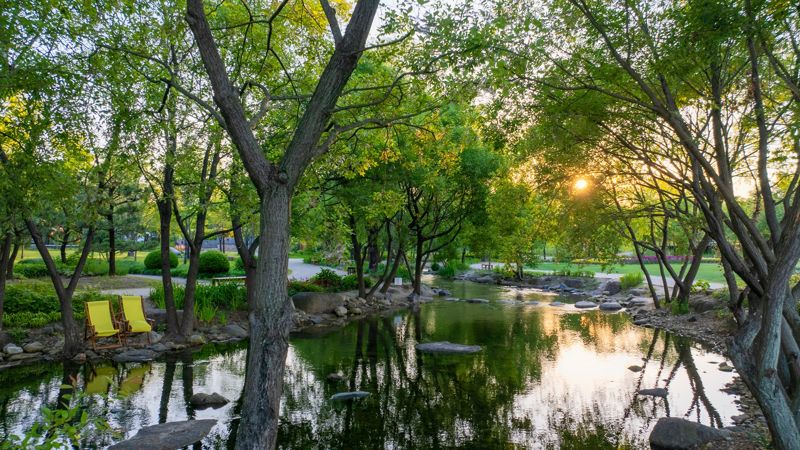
467 262 725 290
101 258 344 297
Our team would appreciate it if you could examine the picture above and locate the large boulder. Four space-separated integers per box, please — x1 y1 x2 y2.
23 342 44 353
649 417 732 449
113 349 158 363
416 341 482 354
3 343 23 355
189 393 229 409
575 301 596 309
291 292 345 315
689 296 720 313
599 302 623 311
605 280 622 295
109 419 216 450
221 324 248 339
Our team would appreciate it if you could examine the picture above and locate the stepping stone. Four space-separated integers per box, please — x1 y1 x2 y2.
638 388 668 398
550 301 564 307
330 391 370 401
649 417 732 449
109 419 216 450
466 298 489 304
599 302 623 311
575 301 596 309
416 341 482 354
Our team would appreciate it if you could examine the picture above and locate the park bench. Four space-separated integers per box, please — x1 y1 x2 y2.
480 263 493 270
347 266 357 275
211 276 247 286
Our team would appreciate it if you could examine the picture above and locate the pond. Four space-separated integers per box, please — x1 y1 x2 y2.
0 279 740 449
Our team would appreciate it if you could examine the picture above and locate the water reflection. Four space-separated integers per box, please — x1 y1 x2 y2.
0 289 739 449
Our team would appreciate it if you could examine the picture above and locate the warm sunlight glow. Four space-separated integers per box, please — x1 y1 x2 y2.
574 178 589 191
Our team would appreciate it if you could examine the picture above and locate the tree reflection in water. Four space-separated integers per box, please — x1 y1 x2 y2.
0 301 740 449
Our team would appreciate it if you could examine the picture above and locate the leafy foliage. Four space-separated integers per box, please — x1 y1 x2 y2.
619 272 644 290
144 251 178 270
198 251 230 275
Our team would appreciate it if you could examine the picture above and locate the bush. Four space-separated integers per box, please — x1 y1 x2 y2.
199 250 230 274
437 264 456 279
144 250 178 270
339 274 373 291
431 262 441 272
691 279 711 294
150 283 247 312
3 281 116 328
310 268 343 289
288 280 324 297
65 251 82 267
82 259 109 276
620 272 644 290
14 263 50 278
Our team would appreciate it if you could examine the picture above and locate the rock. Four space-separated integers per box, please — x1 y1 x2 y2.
72 353 87 363
334 306 348 317
0 331 11 347
148 331 163 343
146 308 184 327
9 352 40 361
525 301 540 306
221 324 248 339
437 289 451 296
687 315 698 322
605 280 622 295
189 334 206 345
633 318 649 326
351 307 363 315
649 417 732 450
330 391 370 401
628 365 643 372
445 297 460 302
308 315 325 325
416 341 482 354
23 342 44 353
189 392 229 409
575 301 596 309
474 275 496 284
108 419 217 450
599 302 623 311
689 296 719 313
515 292 524 300
550 301 564 307
638 388 668 398
113 349 158 363
466 298 489 304
732 414 748 425
719 362 734 372
292 292 345 315
3 343 23 355
629 298 649 306
150 343 168 352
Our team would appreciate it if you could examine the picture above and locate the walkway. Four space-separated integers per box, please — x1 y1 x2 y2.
288 258 346 280
467 262 725 290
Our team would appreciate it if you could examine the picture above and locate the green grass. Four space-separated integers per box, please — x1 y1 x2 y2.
529 261 726 284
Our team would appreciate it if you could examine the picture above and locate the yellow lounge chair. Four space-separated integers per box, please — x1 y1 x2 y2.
120 295 155 345
84 300 124 350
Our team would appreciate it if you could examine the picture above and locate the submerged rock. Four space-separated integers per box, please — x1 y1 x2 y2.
574 301 596 309
113 349 158 363
638 388 668 398
109 419 217 450
524 301 540 306
718 362 734 372
550 301 564 307
330 391 370 401
416 341 482 354
189 393 229 409
466 298 489 304
628 365 643 372
649 417 732 449
221 324 248 339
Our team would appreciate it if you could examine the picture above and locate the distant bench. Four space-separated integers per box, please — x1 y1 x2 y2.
211 276 247 286
480 263 493 270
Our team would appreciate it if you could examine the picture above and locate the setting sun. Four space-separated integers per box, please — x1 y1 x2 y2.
574 178 589 191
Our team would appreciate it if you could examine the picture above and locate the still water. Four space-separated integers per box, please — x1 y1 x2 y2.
0 279 740 449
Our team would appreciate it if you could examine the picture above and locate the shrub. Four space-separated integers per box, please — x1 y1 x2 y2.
82 259 109 276
691 279 711 294
150 283 247 312
288 280 325 297
431 262 441 272
125 262 147 274
3 281 115 328
437 264 456 279
310 268 343 290
144 250 178 270
620 272 644 290
671 300 690 315
14 263 50 278
199 251 230 274
65 252 82 267
339 274 373 291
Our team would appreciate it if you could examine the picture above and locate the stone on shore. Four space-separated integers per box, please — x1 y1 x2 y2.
330 391 370 401
599 302 623 311
416 341 482 354
638 388 668 398
23 342 44 353
334 306 348 317
108 419 217 450
628 365 643 372
221 324 249 339
3 343 22 355
550 301 564 307
466 298 489 304
575 301 596 309
189 393 229 409
292 292 345 314
649 417 732 449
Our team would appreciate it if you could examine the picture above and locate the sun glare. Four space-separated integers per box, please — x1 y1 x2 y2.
574 178 589 191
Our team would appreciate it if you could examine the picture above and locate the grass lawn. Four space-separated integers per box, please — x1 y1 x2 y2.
531 261 727 284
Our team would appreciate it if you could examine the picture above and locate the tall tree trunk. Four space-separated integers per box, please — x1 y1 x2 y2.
412 233 424 295
0 233 11 331
158 198 180 337
180 245 202 336
236 188 293 449
349 215 367 298
7 241 19 279
367 240 380 271
107 207 116 276
232 215 258 309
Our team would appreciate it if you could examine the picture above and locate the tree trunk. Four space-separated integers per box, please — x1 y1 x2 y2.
107 209 116 277
60 229 70 264
0 233 11 331
674 235 711 304
367 240 380 271
7 241 19 279
232 215 258 309
158 198 180 337
235 187 294 449
412 234 424 295
180 247 201 336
